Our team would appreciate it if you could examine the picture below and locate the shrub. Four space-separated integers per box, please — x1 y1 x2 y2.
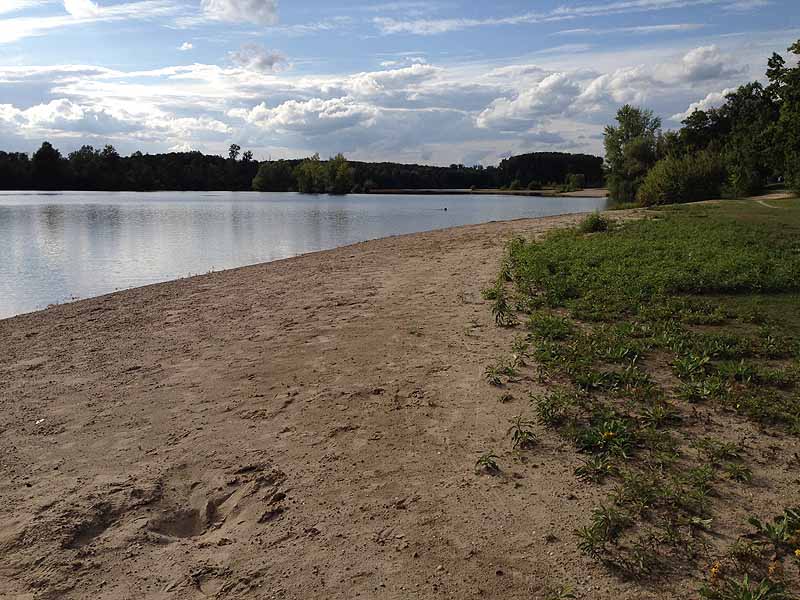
579 212 610 233
636 151 725 206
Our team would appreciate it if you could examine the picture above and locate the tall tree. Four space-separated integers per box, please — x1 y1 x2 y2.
32 141 65 190
768 41 800 192
604 105 661 203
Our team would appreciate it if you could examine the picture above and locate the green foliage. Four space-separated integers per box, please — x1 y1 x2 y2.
491 199 800 591
475 452 500 473
747 507 800 555
636 151 725 206
699 575 791 600
578 212 611 233
604 105 662 203
507 415 538 450
492 286 518 327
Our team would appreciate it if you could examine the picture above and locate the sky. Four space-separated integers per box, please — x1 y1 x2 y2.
0 0 798 165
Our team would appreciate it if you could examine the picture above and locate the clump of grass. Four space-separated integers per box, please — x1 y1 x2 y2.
484 356 518 386
528 312 574 341
575 412 636 458
699 574 790 600
579 212 611 233
724 463 753 483
575 455 618 483
532 389 577 429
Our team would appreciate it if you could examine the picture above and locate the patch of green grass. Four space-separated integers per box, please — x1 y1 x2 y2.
485 199 800 590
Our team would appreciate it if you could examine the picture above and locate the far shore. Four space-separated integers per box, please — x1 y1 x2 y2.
369 187 609 198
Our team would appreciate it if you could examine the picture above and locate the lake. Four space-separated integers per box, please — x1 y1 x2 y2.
0 191 607 319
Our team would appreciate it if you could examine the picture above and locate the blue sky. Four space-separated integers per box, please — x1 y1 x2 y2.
0 0 798 165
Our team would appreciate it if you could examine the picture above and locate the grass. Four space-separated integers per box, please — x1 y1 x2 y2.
482 198 800 595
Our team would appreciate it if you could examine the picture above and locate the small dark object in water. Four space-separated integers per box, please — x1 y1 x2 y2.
443 207 447 211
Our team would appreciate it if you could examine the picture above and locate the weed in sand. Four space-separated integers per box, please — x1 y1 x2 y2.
699 574 790 600
575 454 618 483
507 415 538 450
475 452 500 474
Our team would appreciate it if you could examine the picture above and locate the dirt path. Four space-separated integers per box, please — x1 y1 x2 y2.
0 207 691 600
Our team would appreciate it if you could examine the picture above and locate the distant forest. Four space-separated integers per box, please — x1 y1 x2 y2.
0 141 603 193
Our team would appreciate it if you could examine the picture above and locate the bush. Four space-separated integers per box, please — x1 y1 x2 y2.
636 151 725 206
527 180 542 190
579 212 610 233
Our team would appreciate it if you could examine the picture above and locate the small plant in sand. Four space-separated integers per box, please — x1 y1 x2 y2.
699 574 790 600
544 584 577 600
507 415 538 450
574 455 618 483
748 508 800 557
491 286 518 327
475 452 500 474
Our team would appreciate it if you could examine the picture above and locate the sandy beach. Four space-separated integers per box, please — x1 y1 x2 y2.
0 206 769 600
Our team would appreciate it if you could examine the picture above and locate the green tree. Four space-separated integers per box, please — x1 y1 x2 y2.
326 153 353 194
603 105 661 203
252 160 295 191
228 143 241 161
768 40 800 192
294 153 326 193
32 141 65 190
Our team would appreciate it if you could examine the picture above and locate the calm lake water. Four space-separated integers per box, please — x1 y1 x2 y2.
0 191 607 319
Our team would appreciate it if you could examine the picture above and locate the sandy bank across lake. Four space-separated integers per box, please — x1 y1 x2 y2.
2 209 657 599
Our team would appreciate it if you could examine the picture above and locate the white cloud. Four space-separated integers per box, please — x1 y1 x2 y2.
200 0 277 25
477 72 581 130
178 41 193 51
63 0 100 18
229 43 287 73
373 1 760 36
0 0 44 15
554 23 705 36
670 87 736 120
680 45 743 82
0 0 179 44
577 65 656 108
230 97 378 136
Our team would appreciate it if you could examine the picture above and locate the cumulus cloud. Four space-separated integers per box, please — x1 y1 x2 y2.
229 43 287 73
680 45 743 82
577 66 656 109
178 41 193 51
230 97 378 136
346 63 440 97
200 0 277 25
670 88 736 121
477 72 581 130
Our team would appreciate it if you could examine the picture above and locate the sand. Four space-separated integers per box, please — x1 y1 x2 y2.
1 206 785 600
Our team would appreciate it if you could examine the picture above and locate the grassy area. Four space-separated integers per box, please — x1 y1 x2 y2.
483 198 800 598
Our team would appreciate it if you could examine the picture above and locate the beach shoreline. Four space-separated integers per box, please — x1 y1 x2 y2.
0 207 669 599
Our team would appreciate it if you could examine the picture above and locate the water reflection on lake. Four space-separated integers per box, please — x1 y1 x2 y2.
0 190 607 319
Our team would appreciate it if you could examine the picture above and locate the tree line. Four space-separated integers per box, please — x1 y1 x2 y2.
251 151 604 193
0 139 603 194
605 39 800 206
0 143 260 191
